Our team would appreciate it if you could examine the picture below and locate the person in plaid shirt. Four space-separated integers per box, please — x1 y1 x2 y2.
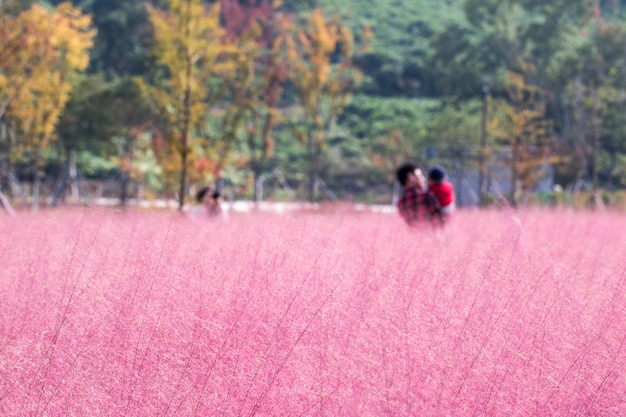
395 163 441 227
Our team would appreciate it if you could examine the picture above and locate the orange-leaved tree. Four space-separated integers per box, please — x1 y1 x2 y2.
0 2 94 209
285 9 360 202
143 0 235 210
220 0 291 202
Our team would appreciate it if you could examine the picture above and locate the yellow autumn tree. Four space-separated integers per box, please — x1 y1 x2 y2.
0 1 18 199
285 9 360 202
144 0 235 210
0 3 94 208
490 70 564 206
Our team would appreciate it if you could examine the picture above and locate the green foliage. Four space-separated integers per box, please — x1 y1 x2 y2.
57 76 152 151
320 0 464 97
74 149 118 178
4 0 626 204
426 23 499 99
57 0 163 79
280 0 319 12
333 96 441 189
424 100 482 162
321 0 463 51
0 0 33 15
340 95 437 140
56 74 112 150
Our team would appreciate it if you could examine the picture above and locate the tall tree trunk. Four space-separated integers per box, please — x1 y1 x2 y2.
247 126 263 205
478 83 489 201
178 0 192 211
0 117 11 197
120 174 129 206
120 176 129 206
590 90 601 194
250 106 278 205
0 115 15 215
51 147 70 207
608 151 617 189
179 109 190 210
69 154 79 203
456 157 464 208
31 161 41 211
307 139 321 203
52 145 79 206
510 136 520 207
120 135 134 206
0 75 12 210
179 88 190 210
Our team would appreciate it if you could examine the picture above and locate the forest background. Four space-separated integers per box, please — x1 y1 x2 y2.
1 0 625 210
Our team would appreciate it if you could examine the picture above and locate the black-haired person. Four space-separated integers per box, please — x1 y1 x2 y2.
427 166 455 217
395 162 441 227
195 186 223 217
207 189 223 216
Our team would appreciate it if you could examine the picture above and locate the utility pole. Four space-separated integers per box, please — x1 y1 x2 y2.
478 78 490 204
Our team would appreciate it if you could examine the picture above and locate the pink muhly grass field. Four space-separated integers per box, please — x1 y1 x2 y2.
1 207 625 416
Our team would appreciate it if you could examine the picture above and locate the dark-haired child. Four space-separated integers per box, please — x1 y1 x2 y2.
428 166 455 216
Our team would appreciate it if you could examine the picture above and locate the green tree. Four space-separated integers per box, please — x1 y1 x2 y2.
338 96 439 191
79 0 160 79
553 16 626 192
429 0 592 99
54 76 153 206
321 0 464 97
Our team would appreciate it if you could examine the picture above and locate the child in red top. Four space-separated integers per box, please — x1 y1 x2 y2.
428 166 455 215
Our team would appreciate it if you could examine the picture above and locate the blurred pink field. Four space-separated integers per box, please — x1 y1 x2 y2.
1 208 625 416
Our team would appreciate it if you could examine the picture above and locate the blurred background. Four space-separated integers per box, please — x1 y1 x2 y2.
1 0 625 211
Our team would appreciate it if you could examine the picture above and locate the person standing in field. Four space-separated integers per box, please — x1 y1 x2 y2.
395 162 441 227
195 186 223 217
427 165 455 218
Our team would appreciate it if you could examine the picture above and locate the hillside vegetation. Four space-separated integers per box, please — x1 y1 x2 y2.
1 0 625 208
